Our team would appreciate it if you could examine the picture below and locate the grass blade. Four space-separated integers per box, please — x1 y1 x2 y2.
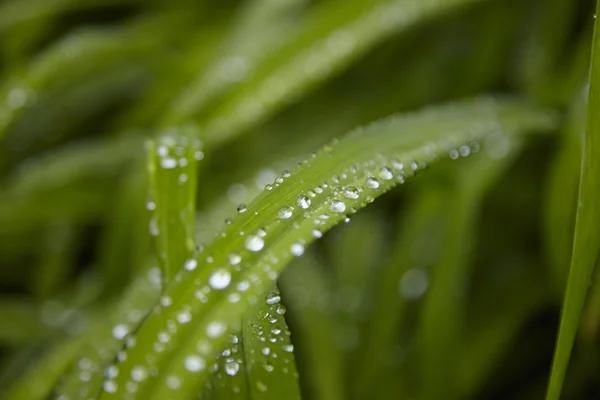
546 2 600 398
146 129 201 287
193 0 491 147
96 97 554 400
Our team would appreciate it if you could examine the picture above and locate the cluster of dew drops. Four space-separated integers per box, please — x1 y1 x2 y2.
101 132 492 396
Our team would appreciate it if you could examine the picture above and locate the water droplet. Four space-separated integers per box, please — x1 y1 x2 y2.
399 269 429 300
206 321 226 338
105 365 118 378
291 243 305 256
343 186 359 199
276 304 287 315
177 310 192 324
283 344 294 352
112 324 129 340
266 292 281 305
278 207 293 219
237 280 250 291
297 195 311 209
329 200 346 213
209 269 231 289
166 375 181 390
379 167 393 180
257 382 268 392
263 363 274 372
131 366 148 382
146 201 156 211
237 204 248 213
184 259 197 271
312 228 323 238
366 177 380 189
229 253 241 266
184 355 206 372
282 170 291 178
449 149 459 159
459 145 471 157
245 235 264 252
103 380 117 393
161 158 177 169
225 361 240 376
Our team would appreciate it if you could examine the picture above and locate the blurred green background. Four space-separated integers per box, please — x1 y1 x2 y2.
0 0 597 399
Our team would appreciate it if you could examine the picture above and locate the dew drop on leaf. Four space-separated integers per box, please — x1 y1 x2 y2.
378 167 394 180
160 158 177 169
184 355 206 372
291 243 305 256
296 195 311 209
329 199 346 213
184 259 197 271
278 206 293 219
228 253 241 266
245 235 265 251
366 177 380 189
206 321 226 338
209 269 232 289
265 292 281 305
343 186 360 199
112 324 129 340
225 361 240 376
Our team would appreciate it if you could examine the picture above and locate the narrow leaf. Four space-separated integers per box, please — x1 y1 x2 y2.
546 3 600 399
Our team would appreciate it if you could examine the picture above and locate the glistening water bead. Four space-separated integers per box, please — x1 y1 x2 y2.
296 195 311 209
329 199 346 213
209 269 232 289
245 235 265 251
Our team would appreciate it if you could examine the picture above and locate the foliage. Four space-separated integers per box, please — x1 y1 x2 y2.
0 0 597 399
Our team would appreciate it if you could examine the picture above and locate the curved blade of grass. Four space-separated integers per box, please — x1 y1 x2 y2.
546 3 600 399
187 0 490 147
97 97 555 400
146 129 202 287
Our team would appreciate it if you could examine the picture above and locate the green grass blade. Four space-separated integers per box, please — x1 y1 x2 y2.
193 0 491 147
54 271 160 399
146 129 201 287
281 255 346 400
95 97 554 400
418 143 522 400
241 287 301 399
546 2 600 398
2 336 86 400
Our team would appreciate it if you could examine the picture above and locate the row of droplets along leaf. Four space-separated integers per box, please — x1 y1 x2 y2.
101 98 556 399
